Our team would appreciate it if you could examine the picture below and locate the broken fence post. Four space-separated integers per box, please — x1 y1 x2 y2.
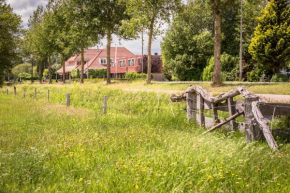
245 97 261 141
103 96 107 114
66 93 70 107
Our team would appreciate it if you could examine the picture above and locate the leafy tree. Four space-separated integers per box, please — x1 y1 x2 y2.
0 0 21 86
12 63 32 79
123 0 180 84
71 68 80 79
92 0 129 84
67 0 101 83
249 0 290 73
136 56 163 74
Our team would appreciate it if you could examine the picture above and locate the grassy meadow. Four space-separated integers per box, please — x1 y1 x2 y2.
1 82 290 192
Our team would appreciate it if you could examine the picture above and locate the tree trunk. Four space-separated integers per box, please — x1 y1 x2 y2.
62 54 66 83
106 31 111 84
80 48 85 84
239 0 243 81
48 56 52 84
147 20 154 84
213 0 222 86
39 61 42 84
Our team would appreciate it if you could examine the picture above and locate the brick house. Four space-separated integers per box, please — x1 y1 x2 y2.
57 47 163 79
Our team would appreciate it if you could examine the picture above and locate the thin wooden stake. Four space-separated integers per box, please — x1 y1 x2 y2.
47 90 50 101
23 90 25 98
6 89 8 95
34 88 37 100
103 96 107 114
66 93 70 107
14 86 16 96
228 97 236 131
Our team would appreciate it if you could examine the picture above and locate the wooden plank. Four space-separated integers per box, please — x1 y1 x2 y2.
198 94 205 127
186 93 197 121
212 103 219 123
252 101 278 150
228 97 236 131
245 97 262 141
259 103 290 116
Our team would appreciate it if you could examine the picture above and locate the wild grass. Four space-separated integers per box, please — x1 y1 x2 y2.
1 83 290 192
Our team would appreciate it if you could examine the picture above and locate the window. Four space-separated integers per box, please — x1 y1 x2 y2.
100 58 107 65
128 59 131 66
131 59 135 66
122 60 126 67
119 61 122 67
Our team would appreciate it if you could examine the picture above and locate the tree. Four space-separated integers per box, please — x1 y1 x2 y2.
123 0 180 84
12 63 32 79
249 0 290 73
93 0 128 84
67 0 101 83
0 0 21 86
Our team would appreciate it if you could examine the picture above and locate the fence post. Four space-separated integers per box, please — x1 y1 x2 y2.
23 90 25 98
198 94 205 127
14 86 16 96
103 96 107 114
47 90 50 102
212 103 219 123
186 92 197 122
66 93 70 107
228 97 236 131
6 88 8 95
34 88 37 100
245 97 261 141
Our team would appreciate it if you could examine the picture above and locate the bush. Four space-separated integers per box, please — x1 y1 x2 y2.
18 72 31 80
71 69 80 79
125 72 147 80
88 69 107 78
202 53 239 81
246 67 263 82
270 74 289 82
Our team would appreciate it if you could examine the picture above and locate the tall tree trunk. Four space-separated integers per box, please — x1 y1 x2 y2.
106 31 111 84
239 0 243 81
48 56 52 84
80 48 85 84
213 0 222 86
39 61 42 84
147 20 154 84
62 54 66 83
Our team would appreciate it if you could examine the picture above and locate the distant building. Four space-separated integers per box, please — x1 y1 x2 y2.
57 47 163 79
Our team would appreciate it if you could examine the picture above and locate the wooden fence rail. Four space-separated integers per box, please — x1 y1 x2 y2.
171 85 290 150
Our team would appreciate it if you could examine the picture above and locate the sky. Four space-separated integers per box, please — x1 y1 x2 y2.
6 0 164 55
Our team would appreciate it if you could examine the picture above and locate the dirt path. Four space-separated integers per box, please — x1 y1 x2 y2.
123 88 290 103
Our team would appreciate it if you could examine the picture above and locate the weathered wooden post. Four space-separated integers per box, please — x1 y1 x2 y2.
186 92 197 122
66 93 70 107
245 97 261 141
198 94 205 127
23 90 25 98
228 97 236 131
103 96 107 114
14 86 16 96
47 90 50 102
212 103 219 123
34 88 37 100
6 88 8 95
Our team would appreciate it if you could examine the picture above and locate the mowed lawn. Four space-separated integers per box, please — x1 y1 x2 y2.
1 84 290 192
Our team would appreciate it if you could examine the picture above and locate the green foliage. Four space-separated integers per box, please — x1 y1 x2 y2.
249 0 290 73
246 67 264 82
202 53 239 81
270 73 289 82
125 72 146 80
43 69 49 78
0 1 22 85
88 69 107 78
12 63 32 79
71 68 80 79
18 72 31 80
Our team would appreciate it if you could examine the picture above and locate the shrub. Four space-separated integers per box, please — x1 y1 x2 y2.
270 74 289 82
18 72 31 80
71 69 80 79
88 69 107 78
125 72 147 80
246 67 263 82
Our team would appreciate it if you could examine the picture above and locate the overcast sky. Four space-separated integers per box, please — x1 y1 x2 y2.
6 0 164 55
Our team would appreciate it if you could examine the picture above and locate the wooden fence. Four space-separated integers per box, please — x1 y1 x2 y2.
171 85 290 150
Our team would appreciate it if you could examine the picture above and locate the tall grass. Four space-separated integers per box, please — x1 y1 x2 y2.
0 83 290 192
